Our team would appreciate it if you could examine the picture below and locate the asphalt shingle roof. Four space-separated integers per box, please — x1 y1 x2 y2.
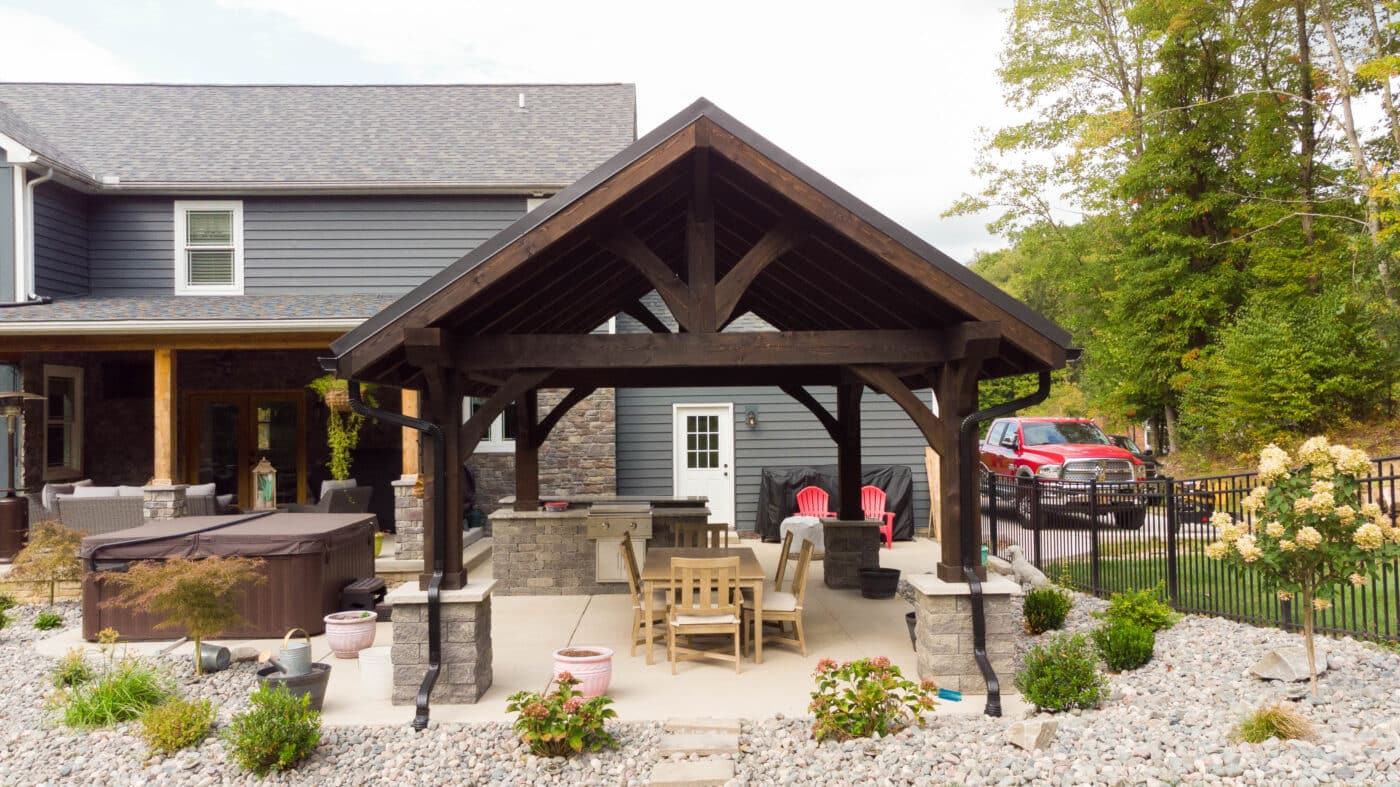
0 83 636 188
0 294 396 323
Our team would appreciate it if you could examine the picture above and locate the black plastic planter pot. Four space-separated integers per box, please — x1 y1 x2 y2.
905 611 917 650
257 663 331 711
858 567 901 599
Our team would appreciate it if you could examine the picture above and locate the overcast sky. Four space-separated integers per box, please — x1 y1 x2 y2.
0 0 1019 261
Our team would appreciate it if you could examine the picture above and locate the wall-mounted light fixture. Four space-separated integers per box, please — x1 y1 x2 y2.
745 407 759 429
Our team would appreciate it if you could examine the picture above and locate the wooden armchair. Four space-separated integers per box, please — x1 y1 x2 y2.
667 556 742 674
621 532 669 656
743 539 815 656
673 521 729 548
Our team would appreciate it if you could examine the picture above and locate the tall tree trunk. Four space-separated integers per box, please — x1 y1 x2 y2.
1163 403 1179 456
1319 0 1394 300
1296 0 1318 244
1300 583 1318 695
1366 0 1400 152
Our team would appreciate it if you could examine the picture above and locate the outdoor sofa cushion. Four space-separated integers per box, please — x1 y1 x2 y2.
188 482 217 497
71 485 121 498
41 479 91 511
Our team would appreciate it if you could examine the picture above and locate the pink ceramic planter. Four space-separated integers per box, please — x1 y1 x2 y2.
324 610 378 658
552 646 614 698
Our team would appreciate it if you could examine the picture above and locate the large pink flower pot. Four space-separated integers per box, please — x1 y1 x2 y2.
324 610 378 658
552 646 614 698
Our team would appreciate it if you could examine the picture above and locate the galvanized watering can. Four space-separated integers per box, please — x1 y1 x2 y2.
279 628 312 677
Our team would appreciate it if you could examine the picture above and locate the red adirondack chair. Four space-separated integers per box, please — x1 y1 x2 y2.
794 486 836 518
861 485 895 549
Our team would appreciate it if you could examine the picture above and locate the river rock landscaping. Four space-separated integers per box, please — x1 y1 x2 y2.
1 593 1398 785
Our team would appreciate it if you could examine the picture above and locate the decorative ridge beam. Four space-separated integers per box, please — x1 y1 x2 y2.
687 143 717 332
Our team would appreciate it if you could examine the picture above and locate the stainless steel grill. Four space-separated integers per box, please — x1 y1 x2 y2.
1062 459 1135 483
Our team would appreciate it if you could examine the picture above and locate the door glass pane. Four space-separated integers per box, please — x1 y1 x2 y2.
198 402 241 499
256 400 300 505
685 411 720 471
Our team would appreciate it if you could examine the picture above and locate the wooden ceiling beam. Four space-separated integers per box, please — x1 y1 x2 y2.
686 143 718 332
621 301 671 334
715 218 803 327
599 229 693 331
779 384 841 442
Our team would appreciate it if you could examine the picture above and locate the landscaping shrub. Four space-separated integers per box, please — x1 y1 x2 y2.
33 610 63 631
1095 583 1179 632
1014 633 1108 712
224 685 321 775
506 672 618 757
52 648 94 688
0 609 9 630
9 521 83 606
1231 702 1315 743
1023 587 1072 634
809 656 938 742
1092 618 1155 671
58 660 172 728
0 592 17 612
105 556 266 675
141 698 215 754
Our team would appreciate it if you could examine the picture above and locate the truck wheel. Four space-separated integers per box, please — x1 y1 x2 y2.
1114 509 1147 530
1016 487 1038 530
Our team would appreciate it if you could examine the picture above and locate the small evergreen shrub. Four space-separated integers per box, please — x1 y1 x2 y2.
1092 618 1155 671
1014 633 1108 712
33 610 63 631
58 660 172 728
1095 583 1179 632
1023 587 1072 634
224 685 321 775
1231 702 1315 743
52 648 95 688
141 698 215 754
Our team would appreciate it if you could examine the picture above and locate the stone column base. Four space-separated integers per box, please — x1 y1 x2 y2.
386 580 495 705
392 478 424 561
142 484 189 520
909 573 1020 694
820 519 880 589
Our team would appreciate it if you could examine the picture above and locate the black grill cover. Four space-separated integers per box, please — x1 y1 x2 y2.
755 464 915 542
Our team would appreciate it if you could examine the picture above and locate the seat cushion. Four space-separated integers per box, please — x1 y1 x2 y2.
673 613 739 626
71 485 120 498
187 482 217 497
742 591 798 612
116 485 146 497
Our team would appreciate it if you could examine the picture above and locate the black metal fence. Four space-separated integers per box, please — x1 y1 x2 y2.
981 456 1400 642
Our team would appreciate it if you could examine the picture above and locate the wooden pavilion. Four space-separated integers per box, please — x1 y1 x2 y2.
328 98 1073 590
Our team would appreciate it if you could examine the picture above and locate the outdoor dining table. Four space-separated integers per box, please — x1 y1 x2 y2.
641 546 766 666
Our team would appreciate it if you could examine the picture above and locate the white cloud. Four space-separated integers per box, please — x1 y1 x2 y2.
221 0 1016 259
0 7 142 82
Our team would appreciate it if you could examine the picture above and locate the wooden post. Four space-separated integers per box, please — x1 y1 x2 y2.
686 145 717 332
935 360 983 582
836 382 863 520
513 389 540 512
421 369 466 591
151 348 177 485
401 388 420 479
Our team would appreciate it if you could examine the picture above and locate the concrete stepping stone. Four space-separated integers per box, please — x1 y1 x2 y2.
663 717 742 734
659 732 740 756
647 759 736 786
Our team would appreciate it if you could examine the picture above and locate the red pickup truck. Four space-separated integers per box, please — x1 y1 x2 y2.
980 417 1148 529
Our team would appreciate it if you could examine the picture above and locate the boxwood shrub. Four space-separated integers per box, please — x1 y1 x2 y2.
1014 633 1107 712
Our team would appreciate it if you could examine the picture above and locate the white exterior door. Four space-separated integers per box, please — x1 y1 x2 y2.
672 404 735 526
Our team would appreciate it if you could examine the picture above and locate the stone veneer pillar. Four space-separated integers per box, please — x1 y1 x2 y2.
393 478 424 561
909 573 1020 694
386 579 495 705
820 520 881 589
142 484 188 520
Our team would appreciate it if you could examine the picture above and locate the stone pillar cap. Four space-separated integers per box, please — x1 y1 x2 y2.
386 579 496 604
907 573 1023 596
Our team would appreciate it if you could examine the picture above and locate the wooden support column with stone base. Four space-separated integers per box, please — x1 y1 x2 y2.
512 389 539 512
909 573 1019 694
419 365 466 591
386 579 496 704
152 348 177 486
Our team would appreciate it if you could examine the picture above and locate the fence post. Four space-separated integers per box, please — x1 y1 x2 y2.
1089 478 1101 596
1164 478 1179 608
988 474 999 556
1031 478 1043 568
1279 597 1294 633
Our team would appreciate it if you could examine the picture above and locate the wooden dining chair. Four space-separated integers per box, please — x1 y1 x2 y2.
621 533 669 657
673 521 730 548
745 530 793 607
667 556 742 674
743 539 815 656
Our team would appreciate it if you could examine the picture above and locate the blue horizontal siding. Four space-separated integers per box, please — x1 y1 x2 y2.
33 183 89 296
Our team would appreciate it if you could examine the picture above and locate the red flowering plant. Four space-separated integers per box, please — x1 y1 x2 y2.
505 672 618 757
809 656 937 742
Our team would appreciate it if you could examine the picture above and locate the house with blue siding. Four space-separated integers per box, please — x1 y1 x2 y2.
0 82 939 547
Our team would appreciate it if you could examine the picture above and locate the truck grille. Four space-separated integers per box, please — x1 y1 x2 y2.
1062 459 1135 483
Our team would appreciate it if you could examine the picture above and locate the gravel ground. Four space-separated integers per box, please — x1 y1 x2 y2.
2 595 1399 785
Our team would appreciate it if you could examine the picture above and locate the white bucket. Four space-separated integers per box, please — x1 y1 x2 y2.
359 646 392 700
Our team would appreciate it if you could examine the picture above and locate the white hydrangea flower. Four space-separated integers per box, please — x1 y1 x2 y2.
1335 446 1372 478
1334 505 1356 524
1209 511 1235 530
1258 444 1292 483
1296 527 1323 549
1354 522 1385 551
1220 523 1244 543
1204 541 1229 560
1349 573 1369 587
1361 502 1383 520
1279 539 1297 552
1313 597 1332 611
1277 590 1293 601
1234 534 1263 562
1264 521 1285 537
1310 479 1334 496
1298 436 1331 467
1309 491 1336 515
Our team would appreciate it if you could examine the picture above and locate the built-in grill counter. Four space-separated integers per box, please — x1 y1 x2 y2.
490 496 710 595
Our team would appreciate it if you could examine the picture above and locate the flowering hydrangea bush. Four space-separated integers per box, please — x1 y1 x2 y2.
809 656 937 742
1206 437 1400 691
505 672 618 757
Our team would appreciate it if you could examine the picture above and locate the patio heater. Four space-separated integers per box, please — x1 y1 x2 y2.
0 391 44 562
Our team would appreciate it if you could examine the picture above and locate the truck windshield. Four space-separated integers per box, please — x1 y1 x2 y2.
1021 422 1111 446
1113 436 1143 454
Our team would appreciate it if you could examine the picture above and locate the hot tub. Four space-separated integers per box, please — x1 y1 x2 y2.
79 513 375 641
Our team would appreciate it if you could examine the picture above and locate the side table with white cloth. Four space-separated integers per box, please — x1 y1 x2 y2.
779 515 825 558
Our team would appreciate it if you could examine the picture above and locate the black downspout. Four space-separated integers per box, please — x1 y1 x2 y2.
343 376 445 732
958 369 1054 717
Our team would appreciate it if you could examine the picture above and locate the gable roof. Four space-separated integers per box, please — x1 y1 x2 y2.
0 83 636 192
331 98 1073 386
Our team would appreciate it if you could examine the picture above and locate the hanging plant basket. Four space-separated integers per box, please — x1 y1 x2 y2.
323 387 351 412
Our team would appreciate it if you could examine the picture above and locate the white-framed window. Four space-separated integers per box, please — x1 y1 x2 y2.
173 200 244 295
43 364 83 479
464 398 519 453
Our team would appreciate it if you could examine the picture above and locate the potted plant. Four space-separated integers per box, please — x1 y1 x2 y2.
323 610 378 658
551 646 614 698
104 556 267 675
506 672 618 757
307 375 377 484
810 656 938 742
